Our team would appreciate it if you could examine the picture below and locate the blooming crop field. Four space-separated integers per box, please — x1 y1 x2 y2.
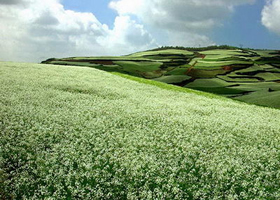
0 62 280 199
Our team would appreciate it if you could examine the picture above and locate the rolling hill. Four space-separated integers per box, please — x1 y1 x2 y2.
1 61 280 199
42 46 280 109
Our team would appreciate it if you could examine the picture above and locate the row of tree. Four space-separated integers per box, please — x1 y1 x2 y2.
150 45 271 51
151 45 239 51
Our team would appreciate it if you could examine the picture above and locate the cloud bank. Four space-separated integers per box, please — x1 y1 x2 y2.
110 0 255 32
0 0 155 62
109 0 256 47
262 0 280 35
0 0 258 62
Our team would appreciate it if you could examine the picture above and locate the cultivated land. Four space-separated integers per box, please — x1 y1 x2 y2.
1 62 280 199
43 46 280 109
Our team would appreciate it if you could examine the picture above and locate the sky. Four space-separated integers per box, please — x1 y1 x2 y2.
0 0 280 62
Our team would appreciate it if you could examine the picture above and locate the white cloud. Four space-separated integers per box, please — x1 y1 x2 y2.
100 16 156 53
110 0 255 32
262 0 280 35
109 0 256 47
0 0 156 62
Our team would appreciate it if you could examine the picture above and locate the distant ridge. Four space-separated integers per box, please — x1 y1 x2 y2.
42 46 280 108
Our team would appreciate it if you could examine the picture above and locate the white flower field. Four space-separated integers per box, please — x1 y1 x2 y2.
0 62 280 199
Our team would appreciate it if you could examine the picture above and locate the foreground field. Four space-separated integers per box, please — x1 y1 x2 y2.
43 46 280 109
1 62 280 199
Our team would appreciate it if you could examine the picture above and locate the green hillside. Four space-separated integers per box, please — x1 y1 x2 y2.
1 62 280 199
42 46 280 109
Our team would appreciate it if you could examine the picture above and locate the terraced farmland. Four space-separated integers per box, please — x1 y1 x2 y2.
42 46 280 108
1 62 280 199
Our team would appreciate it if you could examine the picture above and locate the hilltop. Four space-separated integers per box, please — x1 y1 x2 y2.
42 46 280 109
1 62 280 199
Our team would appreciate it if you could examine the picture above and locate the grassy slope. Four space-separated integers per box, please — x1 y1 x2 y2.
1 62 280 199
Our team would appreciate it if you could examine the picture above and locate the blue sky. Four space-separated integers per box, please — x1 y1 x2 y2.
0 0 280 62
62 0 117 28
212 0 280 49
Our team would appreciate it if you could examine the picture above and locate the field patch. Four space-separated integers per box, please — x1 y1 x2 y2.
153 75 191 84
186 78 234 88
234 90 280 108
